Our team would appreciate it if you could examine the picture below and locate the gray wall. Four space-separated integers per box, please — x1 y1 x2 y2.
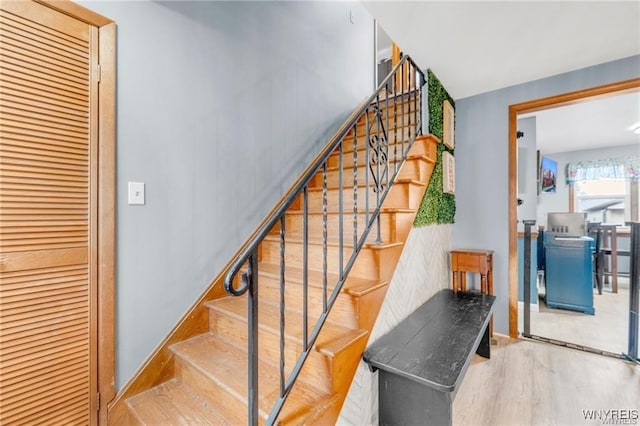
453 55 640 335
79 0 374 389
537 144 639 226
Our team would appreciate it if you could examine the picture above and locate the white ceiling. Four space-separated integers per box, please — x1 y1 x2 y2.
363 1 640 153
521 91 640 154
362 1 640 100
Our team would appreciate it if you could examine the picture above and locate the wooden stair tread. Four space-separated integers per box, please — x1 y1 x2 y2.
127 379 232 425
285 207 415 215
257 262 388 297
205 297 365 348
170 333 337 423
262 234 403 250
305 178 427 192
324 153 434 172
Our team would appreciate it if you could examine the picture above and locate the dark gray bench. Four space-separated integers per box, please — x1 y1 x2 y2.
363 289 496 426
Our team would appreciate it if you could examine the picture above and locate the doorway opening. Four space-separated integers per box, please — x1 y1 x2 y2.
508 78 640 360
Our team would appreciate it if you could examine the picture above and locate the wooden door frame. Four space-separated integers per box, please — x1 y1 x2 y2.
33 1 116 423
507 77 640 338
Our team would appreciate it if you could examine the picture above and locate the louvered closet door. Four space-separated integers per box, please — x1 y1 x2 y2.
0 1 98 424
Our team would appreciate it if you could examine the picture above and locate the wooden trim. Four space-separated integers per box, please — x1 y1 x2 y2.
98 22 116 426
568 183 575 213
34 0 113 26
508 77 640 339
508 107 518 338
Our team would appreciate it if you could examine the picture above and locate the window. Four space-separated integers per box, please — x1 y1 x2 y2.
575 179 627 224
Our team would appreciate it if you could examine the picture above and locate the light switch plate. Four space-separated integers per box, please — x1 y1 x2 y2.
128 182 145 205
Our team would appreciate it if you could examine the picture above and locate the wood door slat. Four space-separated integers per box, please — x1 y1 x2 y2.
1 138 89 159
0 80 89 111
1 359 86 392
0 92 89 119
1 59 89 96
1 224 87 234
0 2 90 41
0 384 88 424
0 104 89 130
0 190 88 200
0 248 87 272
0 26 89 67
0 12 87 51
0 43 88 83
1 119 89 143
2 108 89 133
0 87 87 117
1 64 89 99
0 147 88 166
0 162 88 178
0 317 87 346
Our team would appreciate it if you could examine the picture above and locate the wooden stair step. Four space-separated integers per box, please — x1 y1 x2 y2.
271 208 415 244
255 263 389 328
205 296 363 349
126 379 232 425
260 235 404 281
326 136 437 168
170 333 338 424
312 155 432 188
301 179 426 210
257 262 388 297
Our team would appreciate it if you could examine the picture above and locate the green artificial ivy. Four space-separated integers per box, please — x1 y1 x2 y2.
413 69 456 227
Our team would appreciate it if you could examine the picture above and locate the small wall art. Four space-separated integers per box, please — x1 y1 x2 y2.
443 99 455 149
443 151 455 194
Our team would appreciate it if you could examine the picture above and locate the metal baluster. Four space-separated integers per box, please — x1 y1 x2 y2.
408 65 413 143
385 79 390 188
419 67 423 135
322 162 328 313
393 74 398 174
411 65 418 137
247 254 259 426
302 187 308 351
339 141 344 280
279 216 285 396
353 124 358 250
365 109 370 227
375 93 382 244
401 64 406 157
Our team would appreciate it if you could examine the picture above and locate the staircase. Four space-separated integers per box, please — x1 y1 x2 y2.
118 58 438 425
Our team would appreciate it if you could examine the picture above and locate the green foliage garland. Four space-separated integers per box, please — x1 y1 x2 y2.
413 69 456 227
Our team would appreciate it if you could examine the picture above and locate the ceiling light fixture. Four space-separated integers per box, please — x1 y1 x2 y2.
629 122 640 135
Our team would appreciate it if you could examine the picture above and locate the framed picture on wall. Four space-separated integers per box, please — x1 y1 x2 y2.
540 156 557 193
443 99 455 149
443 151 455 194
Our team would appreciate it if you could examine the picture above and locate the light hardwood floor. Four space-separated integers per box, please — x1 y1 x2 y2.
454 337 640 426
522 277 631 355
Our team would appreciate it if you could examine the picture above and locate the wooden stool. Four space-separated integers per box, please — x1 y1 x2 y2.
451 249 494 295
451 249 494 340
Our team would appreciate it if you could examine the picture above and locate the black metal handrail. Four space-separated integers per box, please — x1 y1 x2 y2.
223 55 425 425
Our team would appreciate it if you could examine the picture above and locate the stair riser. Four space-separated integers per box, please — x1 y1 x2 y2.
311 156 416 189
260 239 398 281
313 156 432 189
326 136 434 169
273 212 404 245
257 276 359 329
398 159 435 182
207 310 333 393
305 182 422 211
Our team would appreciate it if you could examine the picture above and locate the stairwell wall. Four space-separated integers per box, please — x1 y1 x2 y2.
78 0 375 390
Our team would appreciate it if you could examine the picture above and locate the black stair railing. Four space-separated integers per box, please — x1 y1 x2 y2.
223 56 425 425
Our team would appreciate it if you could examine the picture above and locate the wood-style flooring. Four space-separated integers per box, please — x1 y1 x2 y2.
523 277 631 355
454 337 640 426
